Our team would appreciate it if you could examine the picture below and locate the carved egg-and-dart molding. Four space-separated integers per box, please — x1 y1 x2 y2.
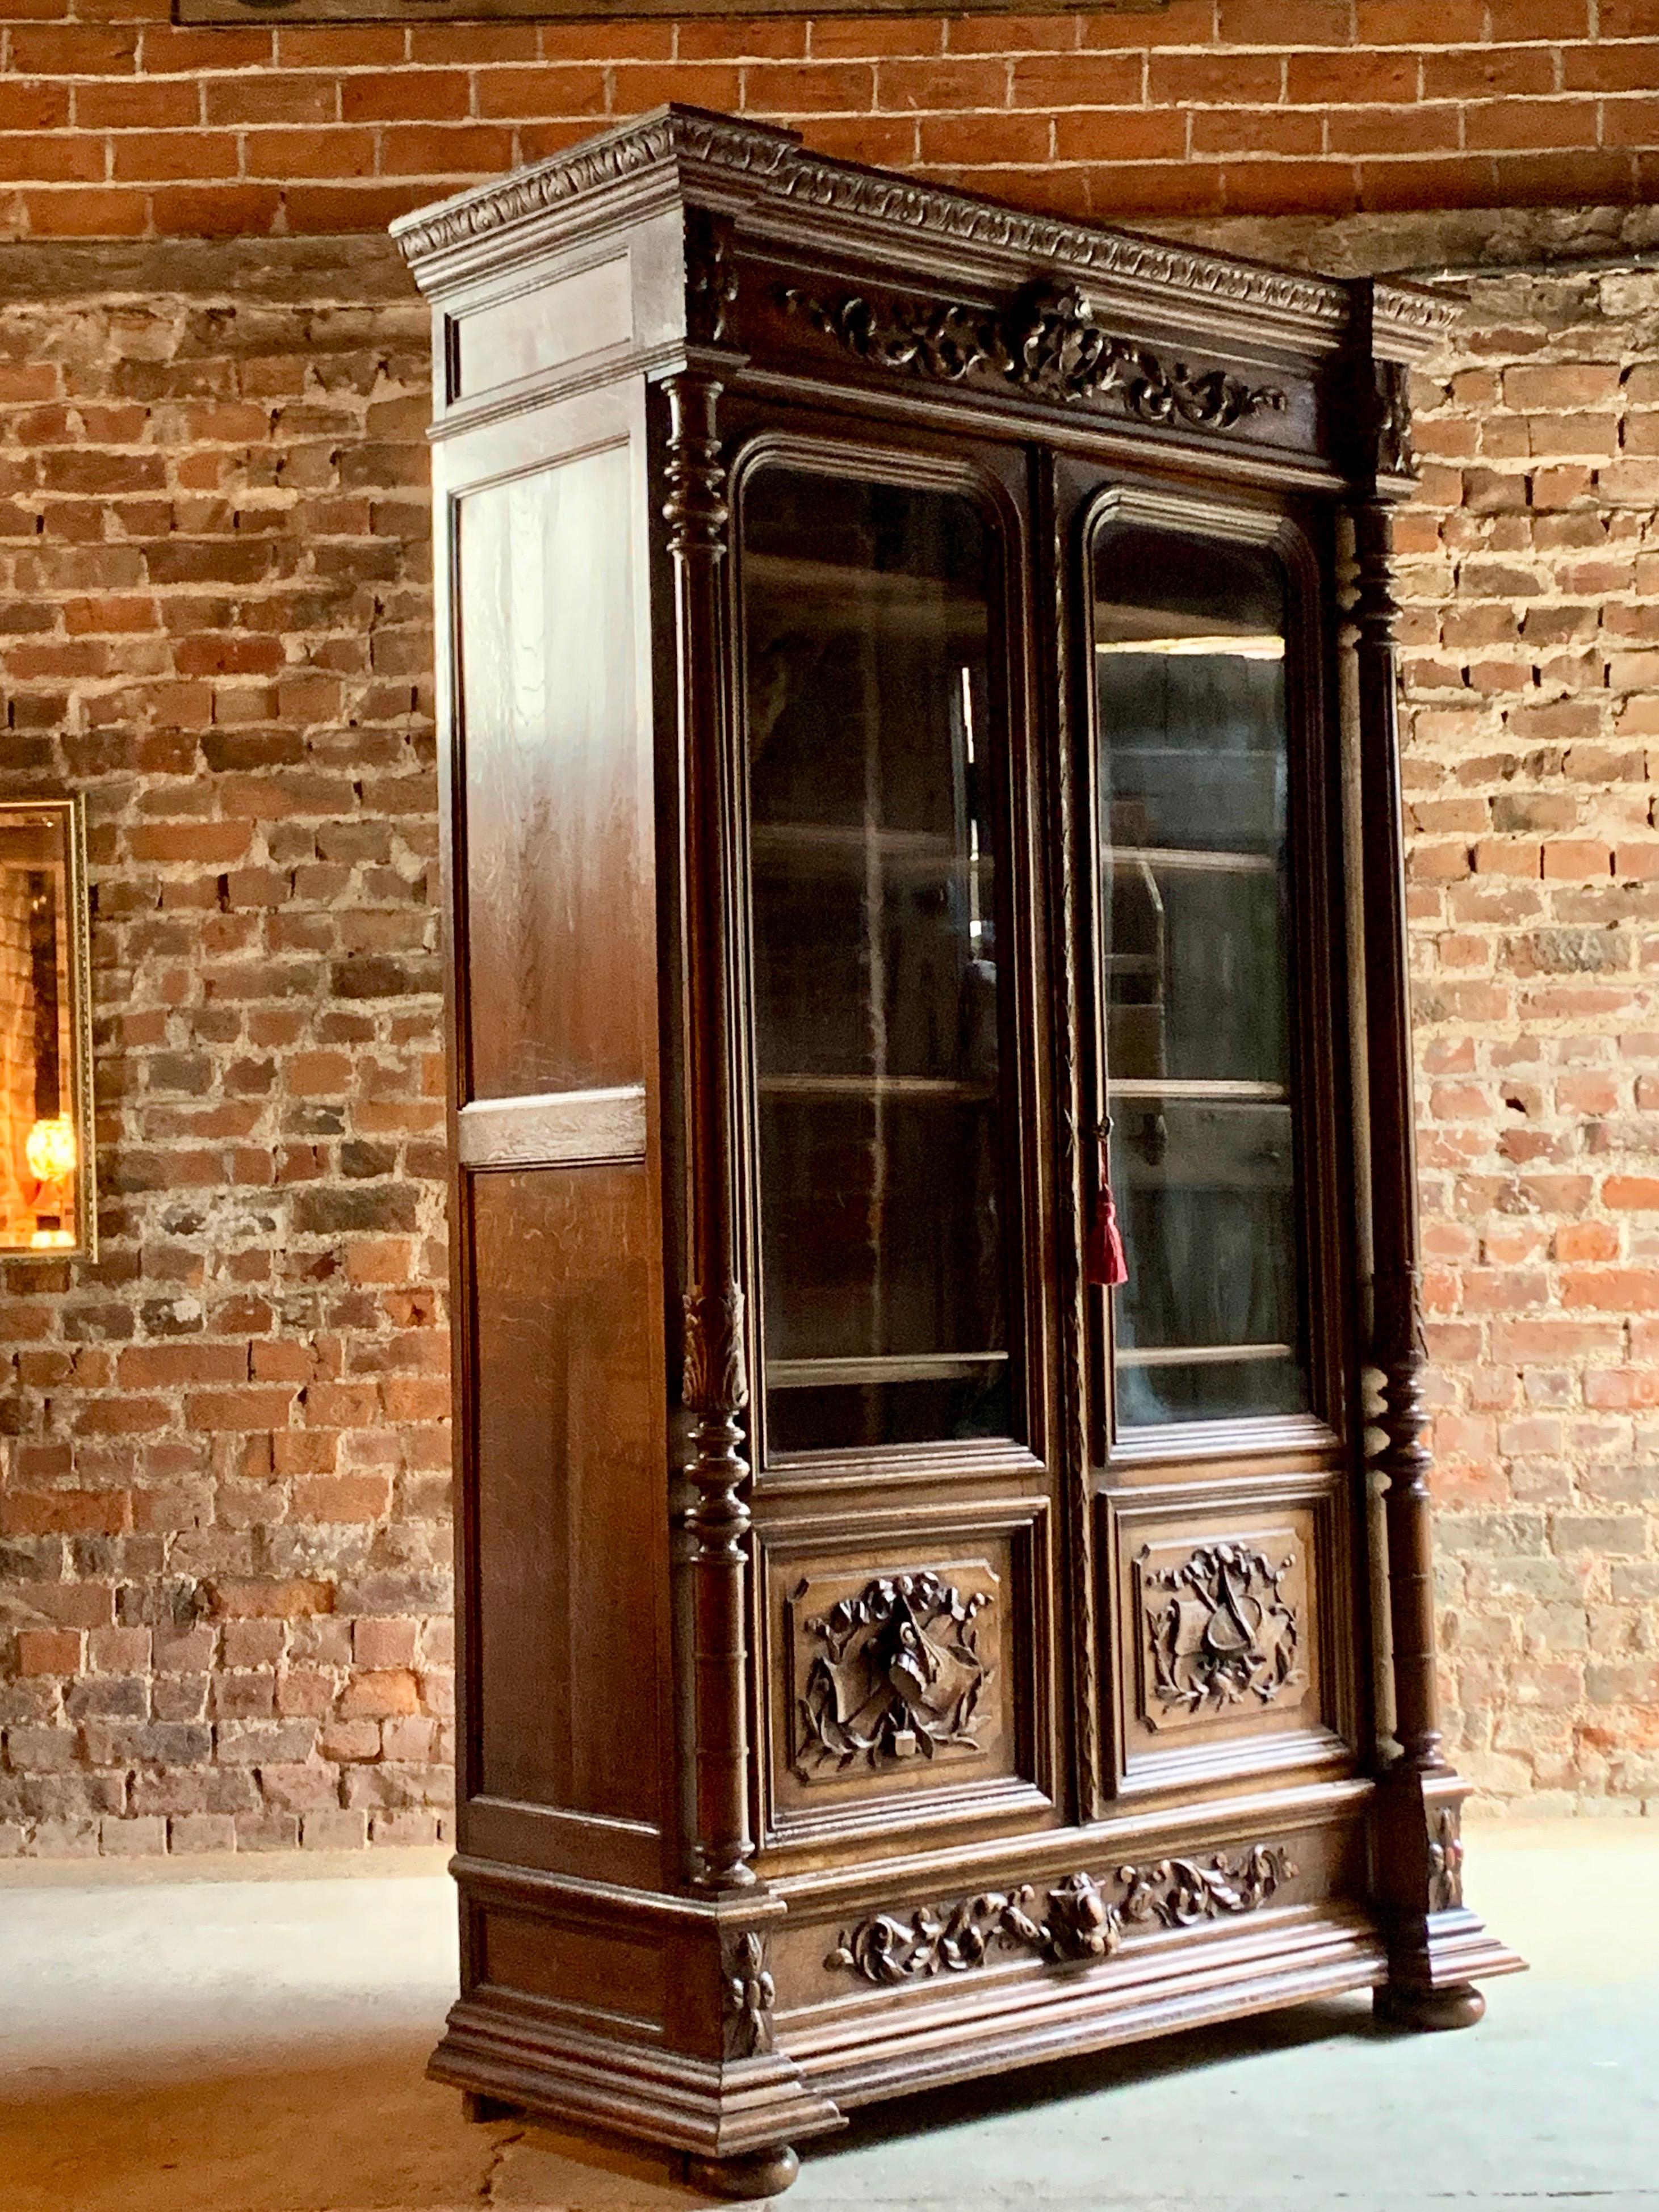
795 1569 994 1776
782 280 1288 433
1140 1539 1301 1720
826 1844 1297 1984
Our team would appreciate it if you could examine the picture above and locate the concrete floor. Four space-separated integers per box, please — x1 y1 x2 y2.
0 1823 1653 2211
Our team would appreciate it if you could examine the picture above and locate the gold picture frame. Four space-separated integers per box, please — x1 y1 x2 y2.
0 796 97 1262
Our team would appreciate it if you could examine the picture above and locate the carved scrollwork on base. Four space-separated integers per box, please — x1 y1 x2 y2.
1140 1541 1301 1719
1120 1845 1296 1928
797 1571 993 1775
783 280 1287 433
826 1845 1296 1984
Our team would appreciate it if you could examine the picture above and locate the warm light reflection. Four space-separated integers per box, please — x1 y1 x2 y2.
24 1114 77 1183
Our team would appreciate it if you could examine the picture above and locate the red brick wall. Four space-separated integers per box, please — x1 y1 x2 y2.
1 3 1658 238
2 10 1659 1852
0 245 454 1854
1401 273 1659 1808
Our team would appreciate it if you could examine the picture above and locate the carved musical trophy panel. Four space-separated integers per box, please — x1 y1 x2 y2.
779 1557 1009 1803
1132 1522 1313 1740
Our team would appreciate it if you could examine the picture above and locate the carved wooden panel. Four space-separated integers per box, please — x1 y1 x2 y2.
782 281 1287 433
1106 1487 1348 1792
758 1507 1053 1851
793 1569 997 1777
781 1552 1006 1799
824 1841 1297 1984
1134 1534 1306 1737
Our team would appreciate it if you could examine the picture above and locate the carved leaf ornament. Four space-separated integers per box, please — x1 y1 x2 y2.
827 1844 1296 1983
1427 1806 1465 1912
785 281 1287 433
798 1571 992 1773
723 1929 776 2058
1143 1540 1301 1716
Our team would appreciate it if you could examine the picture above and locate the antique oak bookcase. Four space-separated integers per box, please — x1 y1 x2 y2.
396 108 1522 2198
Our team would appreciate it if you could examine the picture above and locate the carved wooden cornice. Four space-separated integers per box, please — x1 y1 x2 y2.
391 108 794 270
394 104 1449 367
774 157 1350 334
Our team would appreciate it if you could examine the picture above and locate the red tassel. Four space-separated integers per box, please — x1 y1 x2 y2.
1086 1127 1129 1288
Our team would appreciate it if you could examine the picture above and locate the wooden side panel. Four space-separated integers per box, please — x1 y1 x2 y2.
456 436 653 1103
470 1164 663 1824
441 379 668 1881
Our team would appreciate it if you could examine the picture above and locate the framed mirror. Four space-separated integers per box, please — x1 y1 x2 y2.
0 797 95 1261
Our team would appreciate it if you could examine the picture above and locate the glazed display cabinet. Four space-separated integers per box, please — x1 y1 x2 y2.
396 108 1521 2198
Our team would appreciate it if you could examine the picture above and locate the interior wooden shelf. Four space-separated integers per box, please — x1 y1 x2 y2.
1104 844 1278 875
1117 1342 1296 1369
1107 1078 1289 1102
759 1074 994 1101
750 823 994 879
768 1350 1008 1390
744 552 990 639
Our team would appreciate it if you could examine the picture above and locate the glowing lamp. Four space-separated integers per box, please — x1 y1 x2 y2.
24 1115 77 1185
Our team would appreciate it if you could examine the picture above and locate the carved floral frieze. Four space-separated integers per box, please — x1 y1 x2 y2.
826 1843 1296 1984
1138 1539 1301 1723
795 1570 994 1777
783 282 1288 433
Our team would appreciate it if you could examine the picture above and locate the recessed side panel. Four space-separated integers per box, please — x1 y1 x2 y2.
476 1905 668 2041
456 437 652 1103
468 1163 666 1832
452 255 633 406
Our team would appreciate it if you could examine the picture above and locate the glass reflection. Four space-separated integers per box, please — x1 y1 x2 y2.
743 468 1011 1453
1094 524 1308 1430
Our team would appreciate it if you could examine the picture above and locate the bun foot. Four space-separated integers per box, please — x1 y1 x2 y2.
1375 1981 1486 2031
460 2089 520 2123
686 2144 800 2199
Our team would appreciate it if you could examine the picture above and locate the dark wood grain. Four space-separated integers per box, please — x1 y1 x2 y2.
469 1164 665 1826
403 116 1517 2193
457 439 653 1102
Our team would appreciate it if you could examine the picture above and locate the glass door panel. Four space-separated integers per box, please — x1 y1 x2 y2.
741 464 1012 1454
1092 519 1310 1433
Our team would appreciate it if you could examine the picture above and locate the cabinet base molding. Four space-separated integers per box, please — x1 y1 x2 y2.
430 2003 847 2160
1382 1904 1528 1999
792 1905 1388 2111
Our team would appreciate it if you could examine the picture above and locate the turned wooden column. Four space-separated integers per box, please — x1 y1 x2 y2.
664 364 757 1895
1351 485 1448 1787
